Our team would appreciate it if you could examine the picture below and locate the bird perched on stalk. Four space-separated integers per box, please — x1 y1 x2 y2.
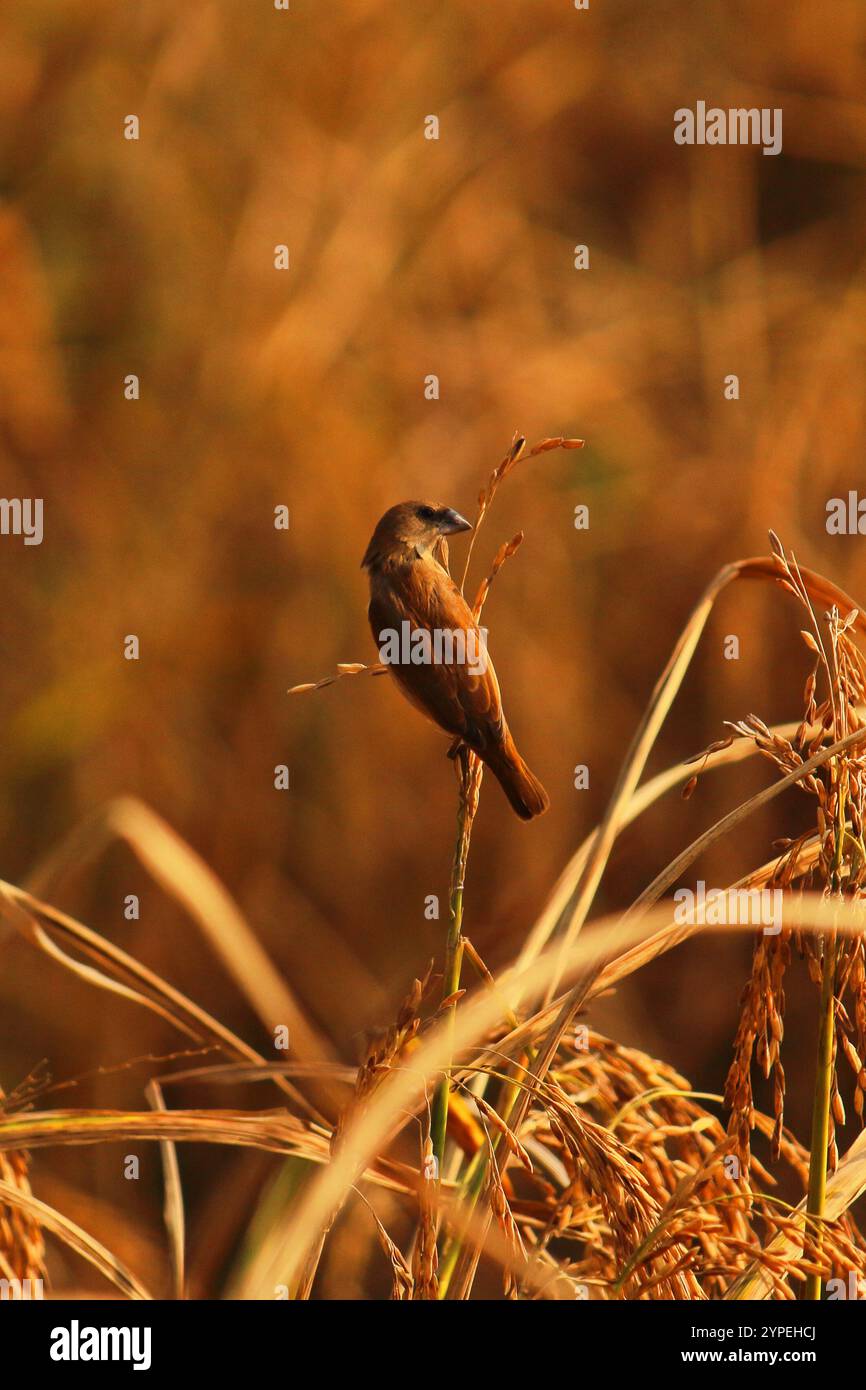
362 501 549 819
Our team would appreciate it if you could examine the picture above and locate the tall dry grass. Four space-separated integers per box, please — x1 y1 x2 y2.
5 479 866 1297
4 0 866 1299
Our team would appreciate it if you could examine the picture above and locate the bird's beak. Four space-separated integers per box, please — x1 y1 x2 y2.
438 508 473 535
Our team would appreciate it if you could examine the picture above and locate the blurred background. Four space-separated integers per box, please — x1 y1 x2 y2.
2 0 866 1296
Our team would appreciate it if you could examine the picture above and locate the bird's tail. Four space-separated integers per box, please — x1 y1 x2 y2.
485 734 550 821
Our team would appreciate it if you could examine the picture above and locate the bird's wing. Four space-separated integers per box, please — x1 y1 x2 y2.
368 564 506 752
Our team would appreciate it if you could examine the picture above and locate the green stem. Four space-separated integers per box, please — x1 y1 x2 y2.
804 932 836 1301
430 885 464 1172
438 1055 530 1297
437 1133 487 1297
431 783 469 1176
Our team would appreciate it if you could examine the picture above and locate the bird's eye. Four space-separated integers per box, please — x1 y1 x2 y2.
417 505 437 522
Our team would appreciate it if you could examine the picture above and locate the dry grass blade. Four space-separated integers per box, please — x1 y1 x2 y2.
453 553 866 1296
238 895 866 1296
0 877 320 1119
0 1107 426 1202
0 1108 329 1160
590 843 823 1000
156 1061 357 1087
624 725 866 925
495 726 866 1272
145 1080 185 1300
28 797 340 1086
498 840 824 1062
0 878 183 1025
107 799 335 1072
514 716 815 992
0 1176 151 1300
537 554 866 1006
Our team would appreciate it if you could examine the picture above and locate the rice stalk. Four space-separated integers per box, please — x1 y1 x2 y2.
244 893 866 1296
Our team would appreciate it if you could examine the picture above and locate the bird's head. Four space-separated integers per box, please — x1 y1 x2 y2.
362 501 472 570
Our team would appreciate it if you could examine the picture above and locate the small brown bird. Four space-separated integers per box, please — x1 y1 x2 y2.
362 501 549 819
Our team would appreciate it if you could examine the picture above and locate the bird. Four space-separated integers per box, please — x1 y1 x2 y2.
362 501 549 819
